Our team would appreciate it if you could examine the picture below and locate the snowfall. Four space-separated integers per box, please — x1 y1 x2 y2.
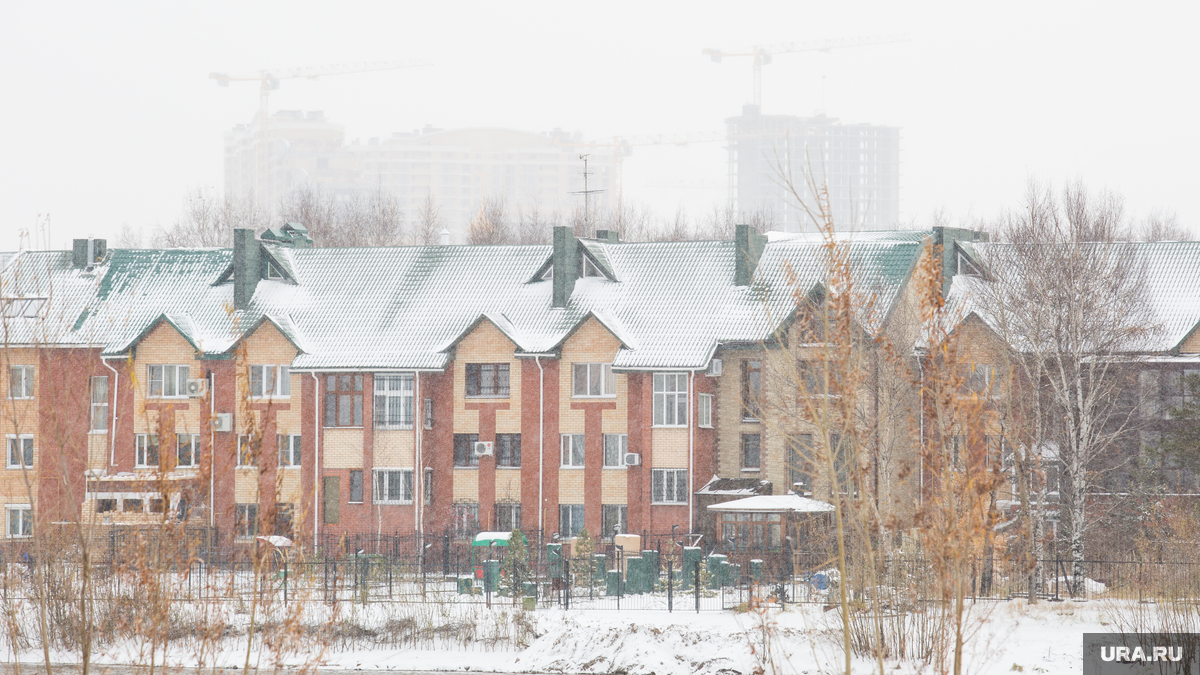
5 594 1133 674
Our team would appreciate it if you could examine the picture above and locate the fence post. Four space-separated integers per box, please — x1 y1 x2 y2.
694 559 701 613
563 558 570 611
283 559 288 606
667 558 673 613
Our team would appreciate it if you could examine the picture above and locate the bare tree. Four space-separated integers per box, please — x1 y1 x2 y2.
154 189 268 248
337 187 405 247
1139 208 1192 242
467 196 515 245
515 198 554 245
976 179 1157 594
413 189 444 245
277 184 338 245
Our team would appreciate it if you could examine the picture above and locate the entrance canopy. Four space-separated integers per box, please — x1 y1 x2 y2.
707 493 834 514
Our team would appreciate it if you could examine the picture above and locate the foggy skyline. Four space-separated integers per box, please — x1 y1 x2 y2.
2 0 1196 249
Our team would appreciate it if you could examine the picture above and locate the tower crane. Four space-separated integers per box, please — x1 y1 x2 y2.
702 35 908 109
210 59 432 209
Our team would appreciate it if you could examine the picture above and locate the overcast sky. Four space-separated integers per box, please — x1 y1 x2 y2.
2 0 1196 250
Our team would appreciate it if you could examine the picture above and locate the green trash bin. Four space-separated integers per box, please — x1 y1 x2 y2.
606 569 621 596
523 581 538 598
707 554 727 589
681 546 701 590
546 543 562 578
641 550 658 591
484 559 500 594
592 553 606 582
751 559 764 583
626 556 644 594
458 575 474 595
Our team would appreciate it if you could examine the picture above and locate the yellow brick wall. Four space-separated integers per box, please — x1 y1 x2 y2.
87 434 108 471
453 320 521 433
558 468 584 504
234 470 259 502
1182 328 1200 354
239 323 302 434
495 468 521 502
453 468 479 502
0 347 39 437
651 428 689 469
323 429 364 469
373 429 415 467
559 317 627 434
276 467 302 502
601 469 627 503
132 323 200 435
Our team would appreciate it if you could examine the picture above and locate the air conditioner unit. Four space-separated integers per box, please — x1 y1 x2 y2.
623 452 641 466
473 441 494 457
706 358 723 377
186 378 208 397
210 413 232 433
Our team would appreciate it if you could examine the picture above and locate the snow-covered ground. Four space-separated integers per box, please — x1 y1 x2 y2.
5 599 1119 674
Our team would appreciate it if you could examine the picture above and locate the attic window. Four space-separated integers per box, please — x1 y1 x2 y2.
540 266 553 281
956 252 982 277
581 255 604 278
1 298 47 318
265 261 284 280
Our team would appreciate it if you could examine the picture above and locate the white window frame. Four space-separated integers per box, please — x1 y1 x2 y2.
135 434 159 469
495 503 521 531
602 433 627 468
249 365 290 399
7 505 32 538
651 468 688 504
572 363 616 398
2 297 46 318
90 376 109 432
559 504 585 537
148 364 189 398
374 373 415 429
652 372 688 427
176 433 200 468
9 365 34 399
234 503 258 538
561 433 585 468
237 434 259 468
278 434 302 467
373 468 414 504
6 435 33 469
698 393 713 428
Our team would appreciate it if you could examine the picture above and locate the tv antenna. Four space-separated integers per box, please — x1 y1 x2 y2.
571 154 606 233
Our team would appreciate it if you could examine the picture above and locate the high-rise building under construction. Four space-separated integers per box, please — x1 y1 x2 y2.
727 105 899 232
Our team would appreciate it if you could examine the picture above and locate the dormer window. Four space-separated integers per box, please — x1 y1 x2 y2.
265 261 284 280
540 266 553 281
2 298 47 318
582 255 604 278
956 251 983 277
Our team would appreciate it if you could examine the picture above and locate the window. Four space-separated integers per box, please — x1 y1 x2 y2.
963 364 994 397
572 363 615 397
2 297 46 318
7 505 32 538
6 435 33 469
652 469 688 504
250 365 291 398
148 365 188 398
374 374 414 428
496 503 521 531
176 433 199 468
122 498 143 513
236 435 258 467
559 504 585 537
788 434 814 491
274 503 293 537
278 434 301 467
603 434 627 468
325 375 363 427
424 398 434 429
582 255 605 278
235 504 258 538
374 469 413 504
496 433 521 468
454 433 480 468
96 499 116 513
136 434 159 468
652 373 688 426
721 512 783 552
698 393 713 428
90 376 109 431
561 434 585 468
602 504 627 536
741 433 761 471
454 503 480 538
742 360 761 420
424 467 434 505
465 363 510 398
349 470 364 503
9 365 34 399
265 261 284 280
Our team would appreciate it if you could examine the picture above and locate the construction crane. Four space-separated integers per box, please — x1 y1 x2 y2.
702 35 908 109
210 59 432 209
554 131 726 199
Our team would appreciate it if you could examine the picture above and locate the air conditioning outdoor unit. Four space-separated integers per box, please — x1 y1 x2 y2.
473 441 494 457
706 358 723 377
186 378 208 397
623 452 641 466
210 413 232 433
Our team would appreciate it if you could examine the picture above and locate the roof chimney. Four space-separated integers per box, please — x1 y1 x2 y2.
72 238 106 270
552 225 578 308
594 229 619 244
439 228 451 245
734 224 767 286
233 229 261 309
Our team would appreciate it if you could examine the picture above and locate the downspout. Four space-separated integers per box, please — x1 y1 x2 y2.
688 370 695 534
312 372 321 550
535 356 545 535
101 356 122 469
414 373 422 537
209 369 215 528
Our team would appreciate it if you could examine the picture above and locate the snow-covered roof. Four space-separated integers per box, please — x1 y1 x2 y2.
0 232 929 370
947 241 1200 353
696 476 773 496
706 493 835 514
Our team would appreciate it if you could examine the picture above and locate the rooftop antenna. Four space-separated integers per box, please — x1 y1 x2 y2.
571 154 605 234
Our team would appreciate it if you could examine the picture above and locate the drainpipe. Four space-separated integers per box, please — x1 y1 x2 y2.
535 356 545 535
688 370 695 534
101 356 123 469
415 373 422 537
312 372 321 551
209 369 215 528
